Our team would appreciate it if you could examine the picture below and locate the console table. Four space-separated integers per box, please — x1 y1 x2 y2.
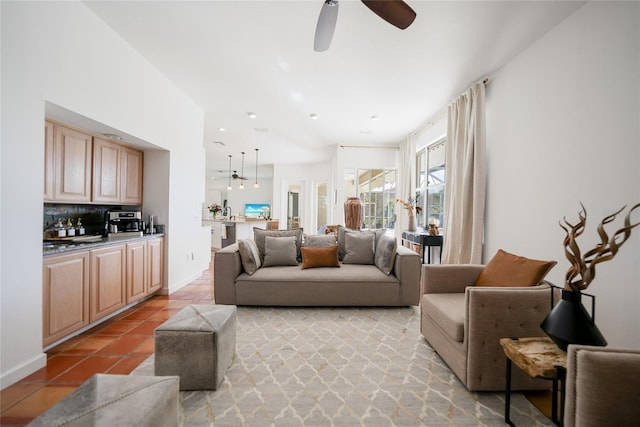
401 230 443 264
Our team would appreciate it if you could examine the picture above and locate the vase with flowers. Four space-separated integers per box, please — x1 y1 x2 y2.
396 198 422 232
208 203 222 219
541 202 640 350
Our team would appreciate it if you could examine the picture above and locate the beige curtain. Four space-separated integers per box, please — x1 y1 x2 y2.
442 82 486 264
395 134 417 238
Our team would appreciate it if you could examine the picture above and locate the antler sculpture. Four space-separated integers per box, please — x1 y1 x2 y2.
561 202 640 292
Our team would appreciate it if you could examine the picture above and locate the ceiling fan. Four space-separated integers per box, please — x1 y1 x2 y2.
314 0 416 52
231 171 248 181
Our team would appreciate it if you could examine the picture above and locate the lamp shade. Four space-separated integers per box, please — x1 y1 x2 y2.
540 288 607 351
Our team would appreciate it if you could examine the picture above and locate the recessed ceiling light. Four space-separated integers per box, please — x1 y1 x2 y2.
370 115 379 121
254 128 269 133
213 141 226 146
247 112 257 119
218 127 226 132
310 113 318 120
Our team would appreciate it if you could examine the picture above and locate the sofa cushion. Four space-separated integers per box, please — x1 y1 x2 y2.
475 249 557 287
254 228 303 262
304 234 337 247
374 234 397 275
237 239 262 275
343 232 375 265
301 246 340 269
337 225 386 261
263 236 298 267
422 293 466 342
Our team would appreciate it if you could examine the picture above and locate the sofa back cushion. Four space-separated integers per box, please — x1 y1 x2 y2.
263 236 299 267
304 234 337 248
237 239 262 275
343 232 375 265
301 246 340 269
475 249 557 287
254 227 303 262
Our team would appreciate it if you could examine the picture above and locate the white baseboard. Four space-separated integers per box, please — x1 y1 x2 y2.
1 352 47 390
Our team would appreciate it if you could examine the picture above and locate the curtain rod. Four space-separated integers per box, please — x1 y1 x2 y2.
340 145 399 150
414 77 491 136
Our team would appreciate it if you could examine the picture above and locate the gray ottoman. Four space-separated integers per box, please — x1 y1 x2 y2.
27 374 179 427
154 304 236 390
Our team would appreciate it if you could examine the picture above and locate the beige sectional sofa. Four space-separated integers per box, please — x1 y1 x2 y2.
214 242 421 306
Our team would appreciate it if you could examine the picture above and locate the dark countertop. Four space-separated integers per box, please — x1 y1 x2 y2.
43 233 164 257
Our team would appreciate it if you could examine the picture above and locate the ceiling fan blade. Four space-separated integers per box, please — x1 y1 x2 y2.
361 0 416 30
314 0 339 52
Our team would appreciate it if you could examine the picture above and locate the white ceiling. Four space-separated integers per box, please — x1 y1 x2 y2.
84 0 583 180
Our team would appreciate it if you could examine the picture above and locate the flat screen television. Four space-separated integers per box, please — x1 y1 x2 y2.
245 203 270 218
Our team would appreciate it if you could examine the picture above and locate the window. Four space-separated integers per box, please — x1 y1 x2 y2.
344 168 397 230
416 139 445 229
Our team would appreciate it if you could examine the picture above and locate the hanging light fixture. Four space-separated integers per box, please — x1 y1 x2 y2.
253 148 260 189
239 152 245 190
227 155 233 191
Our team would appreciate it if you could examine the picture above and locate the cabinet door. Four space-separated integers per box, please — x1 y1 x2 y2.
44 120 55 201
126 241 147 304
43 252 90 347
147 237 164 294
92 137 121 203
121 147 143 205
90 245 126 322
53 124 93 202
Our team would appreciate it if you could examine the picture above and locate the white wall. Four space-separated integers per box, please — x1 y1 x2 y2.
485 2 640 347
1 1 207 388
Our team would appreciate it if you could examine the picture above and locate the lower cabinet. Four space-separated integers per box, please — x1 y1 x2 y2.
43 237 164 347
90 245 126 322
43 252 90 347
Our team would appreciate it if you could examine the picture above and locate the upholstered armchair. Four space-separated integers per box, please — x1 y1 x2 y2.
420 263 555 391
564 345 640 427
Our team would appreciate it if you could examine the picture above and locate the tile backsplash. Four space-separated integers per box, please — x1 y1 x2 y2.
43 204 140 238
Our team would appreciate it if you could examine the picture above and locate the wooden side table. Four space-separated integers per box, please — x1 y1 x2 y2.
499 337 567 426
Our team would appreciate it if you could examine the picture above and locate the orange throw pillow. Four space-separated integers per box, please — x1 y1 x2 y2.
474 249 557 287
301 246 340 269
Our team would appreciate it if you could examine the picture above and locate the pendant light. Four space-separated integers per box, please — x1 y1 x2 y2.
226 155 232 191
239 152 245 190
253 148 260 189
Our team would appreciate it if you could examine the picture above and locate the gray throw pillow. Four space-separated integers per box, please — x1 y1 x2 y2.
338 225 386 261
342 232 375 265
254 228 303 262
304 234 337 247
263 236 298 267
237 239 262 275
374 234 397 275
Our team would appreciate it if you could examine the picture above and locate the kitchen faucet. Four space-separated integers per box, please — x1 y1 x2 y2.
224 206 232 218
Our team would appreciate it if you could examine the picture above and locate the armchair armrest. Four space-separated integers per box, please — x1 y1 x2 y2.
464 284 553 390
422 264 484 294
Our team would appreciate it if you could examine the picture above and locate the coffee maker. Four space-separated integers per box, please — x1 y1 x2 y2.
104 211 143 239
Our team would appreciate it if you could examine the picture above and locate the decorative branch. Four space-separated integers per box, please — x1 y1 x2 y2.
561 202 640 292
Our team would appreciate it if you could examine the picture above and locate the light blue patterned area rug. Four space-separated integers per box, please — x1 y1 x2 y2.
133 306 553 427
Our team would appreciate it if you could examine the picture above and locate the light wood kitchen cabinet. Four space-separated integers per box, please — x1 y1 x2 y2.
126 240 147 304
121 147 143 205
93 138 143 205
147 237 164 294
92 137 121 203
43 252 90 347
90 245 126 322
44 120 55 201
52 123 93 202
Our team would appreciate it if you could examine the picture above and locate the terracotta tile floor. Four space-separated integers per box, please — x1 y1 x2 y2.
0 261 214 427
0 254 553 426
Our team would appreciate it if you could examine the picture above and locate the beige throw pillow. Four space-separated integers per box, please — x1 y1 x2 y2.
342 232 375 265
237 239 262 275
262 236 299 267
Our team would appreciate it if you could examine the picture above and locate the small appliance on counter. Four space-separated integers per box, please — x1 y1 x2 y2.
104 210 143 240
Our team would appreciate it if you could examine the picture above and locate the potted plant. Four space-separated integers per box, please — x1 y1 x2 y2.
208 204 222 219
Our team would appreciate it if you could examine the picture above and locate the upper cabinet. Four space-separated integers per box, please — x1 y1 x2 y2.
120 147 143 205
46 122 93 203
46 120 143 205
